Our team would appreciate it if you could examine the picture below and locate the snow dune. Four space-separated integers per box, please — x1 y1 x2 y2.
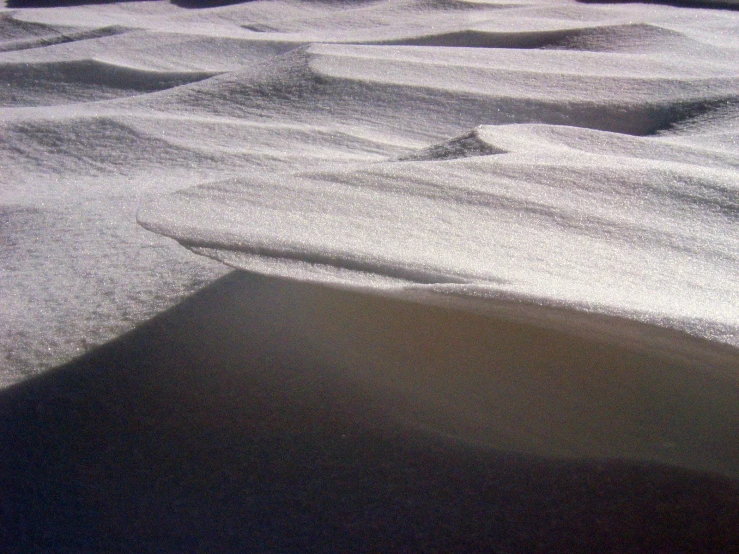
140 124 739 350
133 0 739 478
128 43 739 137
138 120 739 479
3 271 738 552
0 59 219 106
1 0 739 547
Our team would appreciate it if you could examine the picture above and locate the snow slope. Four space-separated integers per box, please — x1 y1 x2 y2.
1 0 739 527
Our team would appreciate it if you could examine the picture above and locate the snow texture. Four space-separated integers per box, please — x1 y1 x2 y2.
2 0 739 489
127 2 739 359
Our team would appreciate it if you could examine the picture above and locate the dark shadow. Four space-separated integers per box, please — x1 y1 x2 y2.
4 0 252 6
170 0 256 7
6 0 150 7
1 271 737 553
7 0 738 9
171 0 373 6
577 0 739 11
6 0 364 8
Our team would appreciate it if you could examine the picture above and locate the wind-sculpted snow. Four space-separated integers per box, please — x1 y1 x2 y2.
369 22 699 51
138 124 739 354
126 0 739 480
0 59 219 106
0 9 78 41
2 0 739 516
0 23 129 53
131 43 739 138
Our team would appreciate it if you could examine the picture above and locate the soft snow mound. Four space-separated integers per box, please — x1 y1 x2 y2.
133 0 739 368
138 124 739 358
2 0 738 483
0 10 80 42
370 23 694 52
0 20 129 54
0 59 219 106
397 127 507 160
139 119 739 481
132 43 739 137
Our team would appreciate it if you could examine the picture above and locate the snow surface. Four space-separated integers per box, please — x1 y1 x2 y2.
127 1 739 358
2 0 739 489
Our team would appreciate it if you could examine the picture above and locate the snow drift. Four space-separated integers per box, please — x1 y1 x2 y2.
2 0 739 507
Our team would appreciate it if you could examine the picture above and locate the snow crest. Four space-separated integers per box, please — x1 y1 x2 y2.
129 2 739 359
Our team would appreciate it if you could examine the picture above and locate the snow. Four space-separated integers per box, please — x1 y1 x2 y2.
1 0 739 548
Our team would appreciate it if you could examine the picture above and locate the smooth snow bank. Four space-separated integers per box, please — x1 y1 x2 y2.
128 43 738 137
131 0 739 479
139 123 739 356
3 272 739 553
132 1 739 360
0 59 219 106
2 0 738 479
